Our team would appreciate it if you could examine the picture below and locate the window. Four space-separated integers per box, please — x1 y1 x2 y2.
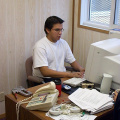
89 0 111 25
79 0 120 33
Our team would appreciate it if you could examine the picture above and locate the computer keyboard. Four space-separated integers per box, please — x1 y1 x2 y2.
63 77 86 87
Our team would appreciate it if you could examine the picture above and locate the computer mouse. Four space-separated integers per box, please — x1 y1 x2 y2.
62 84 71 90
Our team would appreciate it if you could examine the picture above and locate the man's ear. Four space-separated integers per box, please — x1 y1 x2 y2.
46 28 50 34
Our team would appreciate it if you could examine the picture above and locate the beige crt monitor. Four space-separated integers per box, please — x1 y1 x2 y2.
85 38 120 89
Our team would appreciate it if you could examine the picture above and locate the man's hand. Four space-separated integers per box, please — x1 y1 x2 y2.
70 61 85 73
80 68 85 72
113 91 118 102
68 72 84 78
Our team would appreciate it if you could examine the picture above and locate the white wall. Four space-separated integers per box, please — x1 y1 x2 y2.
0 0 73 114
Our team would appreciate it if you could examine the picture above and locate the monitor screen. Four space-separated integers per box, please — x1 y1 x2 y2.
85 38 120 89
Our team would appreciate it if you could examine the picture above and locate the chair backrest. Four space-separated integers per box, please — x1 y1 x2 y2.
25 56 33 77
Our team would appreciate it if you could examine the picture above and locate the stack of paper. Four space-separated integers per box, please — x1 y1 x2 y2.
68 88 113 114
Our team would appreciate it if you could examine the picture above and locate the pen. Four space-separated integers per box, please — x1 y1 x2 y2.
81 111 85 117
42 95 47 103
14 93 18 99
12 92 18 99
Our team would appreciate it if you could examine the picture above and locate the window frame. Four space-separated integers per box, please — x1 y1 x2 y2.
78 0 120 34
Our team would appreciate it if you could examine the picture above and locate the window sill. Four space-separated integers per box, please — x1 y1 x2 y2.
78 22 109 34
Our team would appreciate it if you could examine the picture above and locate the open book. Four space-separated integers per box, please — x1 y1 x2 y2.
68 88 113 114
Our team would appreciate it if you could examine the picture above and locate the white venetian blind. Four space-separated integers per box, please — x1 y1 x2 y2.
114 0 120 25
89 0 112 25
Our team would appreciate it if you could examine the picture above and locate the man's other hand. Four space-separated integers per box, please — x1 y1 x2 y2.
113 91 118 102
69 72 84 78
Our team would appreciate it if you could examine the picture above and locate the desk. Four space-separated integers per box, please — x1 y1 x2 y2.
5 80 114 120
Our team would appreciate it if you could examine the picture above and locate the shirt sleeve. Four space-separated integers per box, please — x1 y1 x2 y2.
33 46 48 69
64 42 76 64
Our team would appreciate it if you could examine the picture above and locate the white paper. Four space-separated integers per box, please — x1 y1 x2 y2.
68 88 113 113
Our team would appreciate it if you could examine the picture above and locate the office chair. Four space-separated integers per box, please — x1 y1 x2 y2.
25 56 44 88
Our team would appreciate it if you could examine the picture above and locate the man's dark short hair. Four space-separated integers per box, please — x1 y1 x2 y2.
44 16 64 34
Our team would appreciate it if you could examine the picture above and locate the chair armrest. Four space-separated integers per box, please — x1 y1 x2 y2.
28 76 44 83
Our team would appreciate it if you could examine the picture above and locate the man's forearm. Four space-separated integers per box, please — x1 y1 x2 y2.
40 67 70 78
39 66 83 78
70 61 85 72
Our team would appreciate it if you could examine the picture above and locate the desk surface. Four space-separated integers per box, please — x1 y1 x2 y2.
5 78 114 120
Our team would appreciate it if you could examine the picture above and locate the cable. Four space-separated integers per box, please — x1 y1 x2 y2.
16 95 33 120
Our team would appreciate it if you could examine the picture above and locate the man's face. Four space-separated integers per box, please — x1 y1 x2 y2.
46 23 63 43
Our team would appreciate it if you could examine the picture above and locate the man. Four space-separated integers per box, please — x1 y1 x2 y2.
32 16 85 79
113 90 120 120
